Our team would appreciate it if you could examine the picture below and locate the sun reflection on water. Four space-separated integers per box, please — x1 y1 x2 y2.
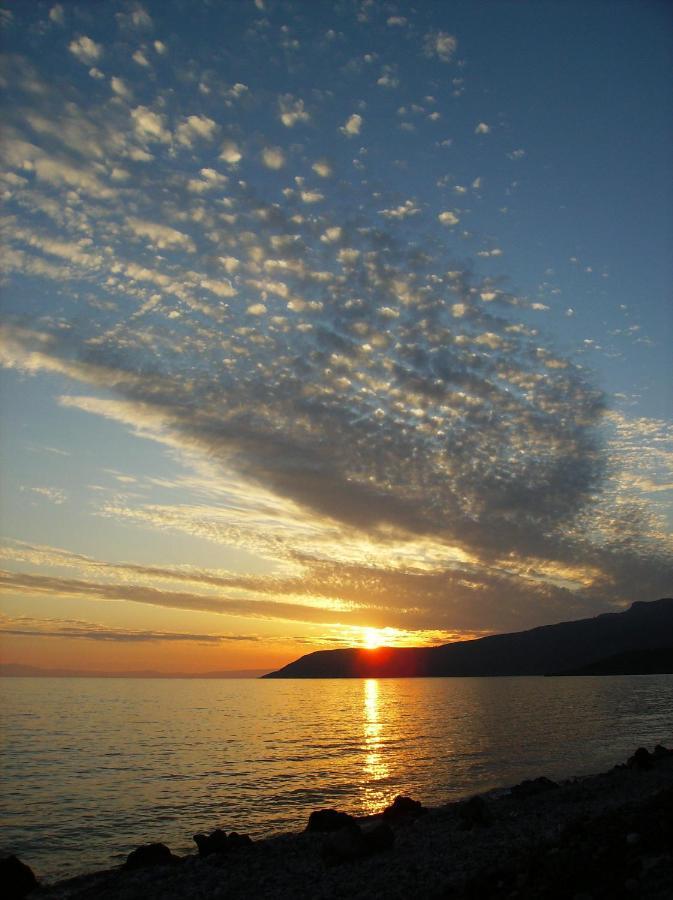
361 678 390 813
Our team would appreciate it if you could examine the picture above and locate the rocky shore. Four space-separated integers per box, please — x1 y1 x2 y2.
4 746 673 900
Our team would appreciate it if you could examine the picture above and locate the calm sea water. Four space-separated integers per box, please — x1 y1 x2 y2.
2 675 672 881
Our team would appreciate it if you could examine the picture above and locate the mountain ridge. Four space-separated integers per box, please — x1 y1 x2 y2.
262 598 673 678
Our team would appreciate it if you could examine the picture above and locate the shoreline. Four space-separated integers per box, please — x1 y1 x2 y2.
7 745 673 899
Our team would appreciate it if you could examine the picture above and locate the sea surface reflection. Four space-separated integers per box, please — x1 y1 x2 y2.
2 675 672 881
361 678 389 812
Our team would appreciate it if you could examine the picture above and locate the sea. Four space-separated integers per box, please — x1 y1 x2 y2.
2 675 672 882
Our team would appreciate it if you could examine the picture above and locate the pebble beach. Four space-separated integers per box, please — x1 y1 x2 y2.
5 745 673 900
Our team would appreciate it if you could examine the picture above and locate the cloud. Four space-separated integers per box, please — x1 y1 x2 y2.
424 31 457 62
261 146 285 169
340 114 362 137
438 210 459 226
28 486 67 504
176 114 218 147
1 13 670 645
117 3 153 30
68 36 102 64
377 65 399 88
126 217 196 252
132 49 150 67
110 76 132 100
379 200 421 220
312 160 332 178
475 122 491 134
279 95 310 127
0 614 257 644
49 5 64 25
0 569 365 627
320 226 342 244
220 139 242 165
130 105 171 143
32 157 114 198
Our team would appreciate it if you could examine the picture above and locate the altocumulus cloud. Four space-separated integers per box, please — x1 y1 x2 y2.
0 0 670 640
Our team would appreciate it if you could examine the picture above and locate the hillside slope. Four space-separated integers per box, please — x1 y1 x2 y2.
262 598 673 678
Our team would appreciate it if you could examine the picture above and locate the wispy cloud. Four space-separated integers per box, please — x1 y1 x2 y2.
0 614 257 644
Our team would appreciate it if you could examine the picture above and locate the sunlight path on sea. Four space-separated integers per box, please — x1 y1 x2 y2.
2 675 672 881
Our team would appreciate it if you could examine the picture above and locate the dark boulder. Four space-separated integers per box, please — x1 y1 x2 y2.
628 747 653 770
322 821 395 865
193 829 253 856
362 821 395 853
382 795 425 821
227 832 253 851
510 776 559 800
458 795 493 829
321 824 366 864
193 829 229 856
124 843 176 870
0 855 38 899
306 809 357 832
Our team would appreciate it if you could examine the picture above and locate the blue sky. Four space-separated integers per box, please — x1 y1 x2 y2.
0 0 671 672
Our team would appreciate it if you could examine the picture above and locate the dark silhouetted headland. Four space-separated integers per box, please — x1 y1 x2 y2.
262 598 673 678
551 646 673 676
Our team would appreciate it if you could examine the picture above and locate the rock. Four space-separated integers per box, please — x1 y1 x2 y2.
306 808 357 832
382 795 425 821
322 821 394 865
0 854 39 899
458 795 493 829
627 747 652 770
510 776 559 799
193 829 229 856
227 832 253 851
361 821 395 853
194 829 253 856
322 824 366 864
124 842 176 870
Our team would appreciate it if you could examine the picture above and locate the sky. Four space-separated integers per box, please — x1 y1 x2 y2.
0 0 671 675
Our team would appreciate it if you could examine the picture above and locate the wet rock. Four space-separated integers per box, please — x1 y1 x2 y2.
382 795 425 821
306 808 357 832
627 747 652 770
0 854 38 900
510 776 559 799
124 842 176 870
458 795 493 829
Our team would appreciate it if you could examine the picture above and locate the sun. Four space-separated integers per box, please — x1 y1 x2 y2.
362 627 385 650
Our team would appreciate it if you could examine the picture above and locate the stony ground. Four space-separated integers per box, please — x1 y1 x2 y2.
14 746 673 900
